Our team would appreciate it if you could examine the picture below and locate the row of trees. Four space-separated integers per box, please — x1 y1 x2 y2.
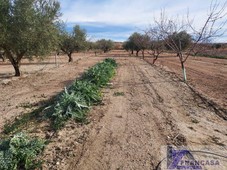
59 25 114 62
123 1 227 81
0 0 114 76
123 33 150 58
123 31 191 63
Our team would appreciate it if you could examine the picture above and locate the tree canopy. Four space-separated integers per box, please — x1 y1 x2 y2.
96 39 114 53
60 25 87 62
0 0 61 76
123 32 150 57
165 31 192 51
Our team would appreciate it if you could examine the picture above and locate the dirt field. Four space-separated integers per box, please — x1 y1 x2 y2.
0 53 100 130
0 51 226 169
145 54 227 110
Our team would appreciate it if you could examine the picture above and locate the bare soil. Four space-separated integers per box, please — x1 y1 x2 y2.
145 53 227 110
0 53 102 131
0 51 226 169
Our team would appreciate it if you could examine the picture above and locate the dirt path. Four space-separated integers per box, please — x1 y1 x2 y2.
43 56 226 170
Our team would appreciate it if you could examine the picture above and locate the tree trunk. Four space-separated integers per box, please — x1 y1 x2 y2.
0 52 5 62
136 51 139 57
4 50 23 76
153 56 158 64
131 50 134 55
142 50 145 59
68 53 73 62
13 64 21 76
181 61 187 82
0 56 5 62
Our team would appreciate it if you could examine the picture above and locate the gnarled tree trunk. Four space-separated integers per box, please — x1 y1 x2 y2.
153 56 158 64
0 52 5 62
68 53 73 62
5 50 24 76
13 64 20 76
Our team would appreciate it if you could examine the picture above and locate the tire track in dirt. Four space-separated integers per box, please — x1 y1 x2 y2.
69 58 189 170
67 58 166 170
132 63 187 146
44 56 227 170
153 57 227 109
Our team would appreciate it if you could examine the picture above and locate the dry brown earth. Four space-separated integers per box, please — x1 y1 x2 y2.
145 53 227 110
0 51 226 169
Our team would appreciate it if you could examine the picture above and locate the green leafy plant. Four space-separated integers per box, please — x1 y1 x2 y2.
52 88 89 129
0 133 45 170
82 58 117 87
70 80 102 106
51 58 117 130
104 58 118 67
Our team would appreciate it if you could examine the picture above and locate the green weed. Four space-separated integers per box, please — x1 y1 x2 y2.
113 92 125 96
0 133 45 170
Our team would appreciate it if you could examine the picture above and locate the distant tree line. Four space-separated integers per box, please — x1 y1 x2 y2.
1 0 226 79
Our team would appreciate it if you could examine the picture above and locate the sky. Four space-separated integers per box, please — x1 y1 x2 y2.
59 0 227 42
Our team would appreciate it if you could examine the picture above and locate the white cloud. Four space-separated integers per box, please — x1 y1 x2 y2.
59 0 227 42
60 0 226 25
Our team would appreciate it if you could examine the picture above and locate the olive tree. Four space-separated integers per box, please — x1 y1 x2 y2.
87 41 102 56
213 43 222 50
0 0 61 76
123 32 150 58
0 49 5 62
165 31 192 51
128 32 142 56
133 33 150 59
123 40 134 54
152 0 227 81
96 39 114 53
60 25 87 62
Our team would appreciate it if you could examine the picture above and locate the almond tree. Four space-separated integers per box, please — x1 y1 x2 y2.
0 0 61 76
146 28 166 64
152 0 227 81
